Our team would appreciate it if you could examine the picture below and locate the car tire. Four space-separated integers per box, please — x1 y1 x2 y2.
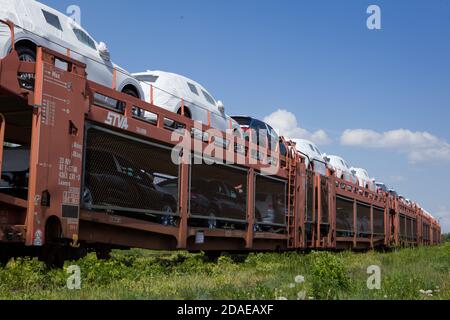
16 45 36 90
119 87 140 114
177 108 192 119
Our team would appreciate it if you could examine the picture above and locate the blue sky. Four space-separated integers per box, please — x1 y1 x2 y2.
44 0 450 232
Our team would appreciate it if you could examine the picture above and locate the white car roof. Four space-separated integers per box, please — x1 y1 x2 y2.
327 155 351 170
133 70 221 110
293 139 323 160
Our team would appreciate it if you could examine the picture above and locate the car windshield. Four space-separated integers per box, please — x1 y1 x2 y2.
314 146 322 154
72 27 96 50
202 90 216 106
137 75 159 83
232 117 252 126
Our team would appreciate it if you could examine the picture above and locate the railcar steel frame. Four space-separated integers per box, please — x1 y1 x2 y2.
0 21 441 257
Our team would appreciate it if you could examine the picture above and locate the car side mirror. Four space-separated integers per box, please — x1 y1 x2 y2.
98 42 111 61
217 100 225 114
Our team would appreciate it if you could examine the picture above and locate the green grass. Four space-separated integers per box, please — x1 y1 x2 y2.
0 243 448 300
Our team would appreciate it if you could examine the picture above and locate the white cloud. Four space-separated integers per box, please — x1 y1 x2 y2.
264 109 331 145
341 129 450 163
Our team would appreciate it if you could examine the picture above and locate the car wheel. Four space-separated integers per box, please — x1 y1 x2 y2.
177 108 192 119
16 45 36 90
160 204 175 226
207 211 218 230
119 87 140 114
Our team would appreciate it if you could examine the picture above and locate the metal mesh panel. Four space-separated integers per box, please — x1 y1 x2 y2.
336 197 354 236
254 175 287 227
190 161 247 225
422 223 430 241
83 127 179 221
357 203 371 238
373 207 385 235
320 177 329 224
400 215 406 239
306 171 314 222
406 217 413 241
413 220 417 241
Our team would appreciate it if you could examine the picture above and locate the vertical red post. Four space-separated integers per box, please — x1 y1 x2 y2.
150 84 154 105
394 199 399 246
26 47 44 245
245 168 255 249
384 205 389 246
353 199 357 248
328 173 336 248
298 161 306 248
0 114 5 174
370 205 374 248
177 162 189 249
316 174 321 247
112 68 117 90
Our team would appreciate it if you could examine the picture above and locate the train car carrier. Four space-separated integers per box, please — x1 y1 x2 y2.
0 21 441 264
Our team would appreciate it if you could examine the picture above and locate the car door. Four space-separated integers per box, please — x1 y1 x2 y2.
209 181 232 219
64 24 114 89
225 183 246 221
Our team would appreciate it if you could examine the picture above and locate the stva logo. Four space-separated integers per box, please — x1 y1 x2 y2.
105 112 129 130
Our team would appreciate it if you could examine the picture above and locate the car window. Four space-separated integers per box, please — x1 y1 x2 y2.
229 187 238 199
253 120 267 132
42 10 63 31
187 82 199 96
279 141 287 157
72 27 96 50
202 90 216 106
137 75 159 83
115 156 144 181
233 117 252 126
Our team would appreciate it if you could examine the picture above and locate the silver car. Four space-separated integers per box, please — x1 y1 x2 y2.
0 0 144 99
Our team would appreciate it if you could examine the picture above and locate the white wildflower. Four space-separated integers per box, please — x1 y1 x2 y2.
295 275 305 284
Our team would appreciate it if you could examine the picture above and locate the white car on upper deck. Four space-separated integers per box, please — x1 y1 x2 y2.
323 155 357 184
0 0 144 99
351 167 376 191
292 139 327 175
133 70 242 137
